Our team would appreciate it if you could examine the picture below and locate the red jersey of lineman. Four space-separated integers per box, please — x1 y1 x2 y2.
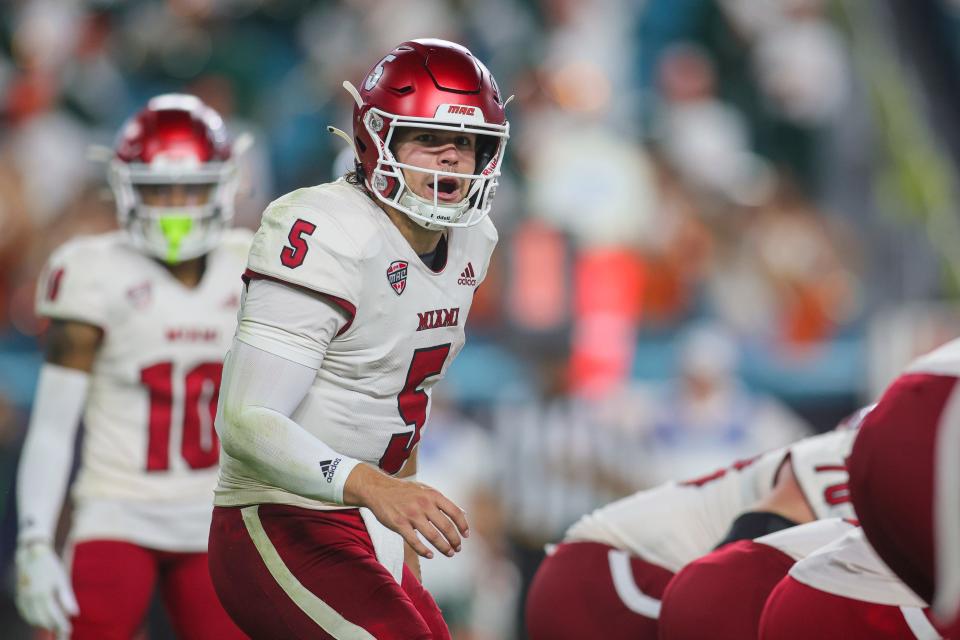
849 337 960 630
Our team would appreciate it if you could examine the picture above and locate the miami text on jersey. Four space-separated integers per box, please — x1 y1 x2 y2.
416 307 460 331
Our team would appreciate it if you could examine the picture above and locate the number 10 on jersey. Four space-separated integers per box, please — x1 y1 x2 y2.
141 361 223 471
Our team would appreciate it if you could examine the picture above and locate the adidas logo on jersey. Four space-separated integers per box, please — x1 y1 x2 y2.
458 262 477 286
319 458 340 483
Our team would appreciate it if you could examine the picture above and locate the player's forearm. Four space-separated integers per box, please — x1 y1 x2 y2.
218 340 362 504
220 403 361 504
16 364 89 543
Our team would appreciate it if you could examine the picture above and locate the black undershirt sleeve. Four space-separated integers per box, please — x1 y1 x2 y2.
714 511 800 550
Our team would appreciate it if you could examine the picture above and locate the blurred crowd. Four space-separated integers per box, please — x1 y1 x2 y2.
2 0 960 638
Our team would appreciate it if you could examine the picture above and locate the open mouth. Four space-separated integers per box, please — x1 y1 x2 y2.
428 177 461 201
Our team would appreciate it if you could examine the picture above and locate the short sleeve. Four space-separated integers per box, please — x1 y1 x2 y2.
35 239 109 328
236 278 347 369
246 201 362 311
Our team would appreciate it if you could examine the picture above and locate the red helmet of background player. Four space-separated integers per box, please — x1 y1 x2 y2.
345 38 510 230
108 94 239 263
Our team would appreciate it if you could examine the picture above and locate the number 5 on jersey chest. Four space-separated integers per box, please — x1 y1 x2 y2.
378 344 452 474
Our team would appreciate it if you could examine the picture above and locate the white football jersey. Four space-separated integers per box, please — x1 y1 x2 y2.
905 335 960 377
565 428 858 572
214 179 498 510
790 528 928 607
754 517 858 562
36 229 251 550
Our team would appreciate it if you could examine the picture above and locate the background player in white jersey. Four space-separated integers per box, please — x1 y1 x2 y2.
525 410 865 640
14 94 249 639
208 39 509 639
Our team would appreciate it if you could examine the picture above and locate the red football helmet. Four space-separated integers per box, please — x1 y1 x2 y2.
108 94 238 263
345 39 510 229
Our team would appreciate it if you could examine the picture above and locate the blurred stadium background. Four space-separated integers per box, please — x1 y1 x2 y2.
2 0 960 637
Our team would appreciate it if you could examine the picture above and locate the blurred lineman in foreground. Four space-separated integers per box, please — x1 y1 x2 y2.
525 412 861 639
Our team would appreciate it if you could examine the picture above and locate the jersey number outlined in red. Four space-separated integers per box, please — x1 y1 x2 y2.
281 219 317 269
141 361 223 471
379 344 452 474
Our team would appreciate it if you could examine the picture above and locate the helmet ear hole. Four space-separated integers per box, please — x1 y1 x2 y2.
355 137 367 153
476 135 498 169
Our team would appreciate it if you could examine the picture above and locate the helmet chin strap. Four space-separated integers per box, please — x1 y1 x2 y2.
398 188 469 230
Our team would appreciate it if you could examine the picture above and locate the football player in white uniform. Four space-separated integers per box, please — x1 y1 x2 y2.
208 39 509 639
525 409 866 640
15 94 249 639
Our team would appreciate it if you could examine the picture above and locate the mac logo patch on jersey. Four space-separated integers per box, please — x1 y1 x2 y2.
387 260 408 296
126 281 153 309
221 292 241 309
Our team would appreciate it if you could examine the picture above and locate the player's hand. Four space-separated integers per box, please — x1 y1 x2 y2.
14 540 79 635
344 464 470 559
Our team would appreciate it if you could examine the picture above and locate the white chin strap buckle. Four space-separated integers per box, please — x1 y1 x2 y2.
399 189 467 228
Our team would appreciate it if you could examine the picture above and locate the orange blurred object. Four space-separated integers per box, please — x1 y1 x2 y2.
507 219 570 332
569 248 646 397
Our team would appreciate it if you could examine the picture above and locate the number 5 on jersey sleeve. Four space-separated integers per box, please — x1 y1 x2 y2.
379 344 452 474
280 219 317 268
